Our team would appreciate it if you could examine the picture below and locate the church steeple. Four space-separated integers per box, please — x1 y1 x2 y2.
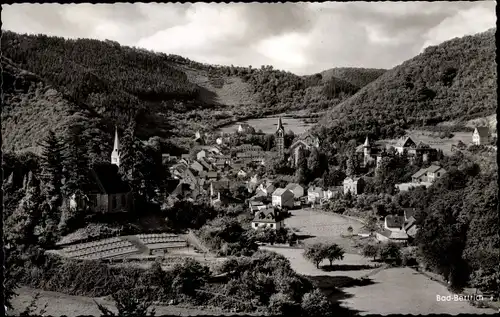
111 126 120 167
275 117 285 160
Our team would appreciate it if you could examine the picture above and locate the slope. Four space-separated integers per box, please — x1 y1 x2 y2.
320 67 386 88
2 31 384 153
314 28 497 154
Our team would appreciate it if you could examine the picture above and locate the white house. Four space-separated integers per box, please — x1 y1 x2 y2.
412 165 446 184
307 186 323 204
196 150 207 161
376 229 409 244
395 136 417 155
251 208 284 230
272 188 294 209
343 177 365 196
284 183 304 199
472 127 490 145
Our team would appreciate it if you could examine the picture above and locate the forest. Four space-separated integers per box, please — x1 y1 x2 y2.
313 28 497 158
2 30 385 155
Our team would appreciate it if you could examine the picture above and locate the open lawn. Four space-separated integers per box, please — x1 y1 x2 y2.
285 208 364 253
218 115 314 135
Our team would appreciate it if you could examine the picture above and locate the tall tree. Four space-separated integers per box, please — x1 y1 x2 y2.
62 127 90 195
40 130 65 203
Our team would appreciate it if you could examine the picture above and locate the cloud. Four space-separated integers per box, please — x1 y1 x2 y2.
1 2 496 75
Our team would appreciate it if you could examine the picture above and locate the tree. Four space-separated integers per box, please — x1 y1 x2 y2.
307 148 322 180
62 127 90 195
345 156 356 177
362 244 379 261
363 212 379 233
303 243 326 268
324 244 345 267
379 242 402 263
300 289 334 317
268 292 299 315
95 288 156 316
170 258 210 296
295 147 309 184
40 130 64 203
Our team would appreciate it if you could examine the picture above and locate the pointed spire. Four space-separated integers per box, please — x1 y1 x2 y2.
113 126 120 152
277 116 284 131
363 136 371 147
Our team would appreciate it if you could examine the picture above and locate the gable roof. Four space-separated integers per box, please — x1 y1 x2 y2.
403 208 418 220
285 183 302 191
290 139 311 151
426 165 443 173
87 164 131 194
253 208 283 223
308 186 323 194
475 126 490 137
396 136 416 147
385 215 405 228
412 168 428 179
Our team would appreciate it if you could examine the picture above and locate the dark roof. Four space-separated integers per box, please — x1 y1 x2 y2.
426 165 444 173
87 164 131 194
252 208 283 223
385 215 405 229
412 168 427 178
396 136 416 147
403 208 418 220
475 127 490 137
163 179 181 194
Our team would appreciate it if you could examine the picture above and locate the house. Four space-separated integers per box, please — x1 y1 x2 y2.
343 177 365 196
284 183 304 199
411 168 428 183
412 165 446 183
190 161 205 174
181 154 191 163
251 208 284 230
472 127 490 145
289 133 320 166
206 171 218 180
67 163 134 214
272 188 294 209
198 158 213 171
249 200 268 213
196 150 207 161
323 189 334 200
237 123 256 134
376 229 409 244
384 215 405 231
395 136 417 155
238 144 263 152
257 182 276 196
307 186 324 204
237 169 248 178
181 168 199 189
404 217 418 238
403 208 418 223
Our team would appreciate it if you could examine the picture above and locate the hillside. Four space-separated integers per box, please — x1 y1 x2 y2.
314 28 497 154
320 67 386 88
1 31 385 153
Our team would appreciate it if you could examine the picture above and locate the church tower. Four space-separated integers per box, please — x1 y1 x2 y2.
276 117 285 160
111 126 121 167
363 136 372 167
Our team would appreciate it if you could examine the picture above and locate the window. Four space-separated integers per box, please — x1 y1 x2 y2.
270 224 274 228
437 173 440 177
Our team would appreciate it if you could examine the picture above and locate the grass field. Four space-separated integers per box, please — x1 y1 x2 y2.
381 130 473 156
219 115 315 135
10 287 255 317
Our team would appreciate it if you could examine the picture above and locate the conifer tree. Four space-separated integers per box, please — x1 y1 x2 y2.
40 130 65 205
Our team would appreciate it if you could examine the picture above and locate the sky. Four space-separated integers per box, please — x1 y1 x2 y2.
2 1 496 75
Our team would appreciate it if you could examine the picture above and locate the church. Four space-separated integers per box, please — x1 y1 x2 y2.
275 117 320 166
66 127 134 214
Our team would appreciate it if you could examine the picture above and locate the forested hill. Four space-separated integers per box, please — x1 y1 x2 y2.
313 28 497 155
1 30 384 154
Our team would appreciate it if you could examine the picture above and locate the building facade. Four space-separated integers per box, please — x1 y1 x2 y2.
276 117 285 160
